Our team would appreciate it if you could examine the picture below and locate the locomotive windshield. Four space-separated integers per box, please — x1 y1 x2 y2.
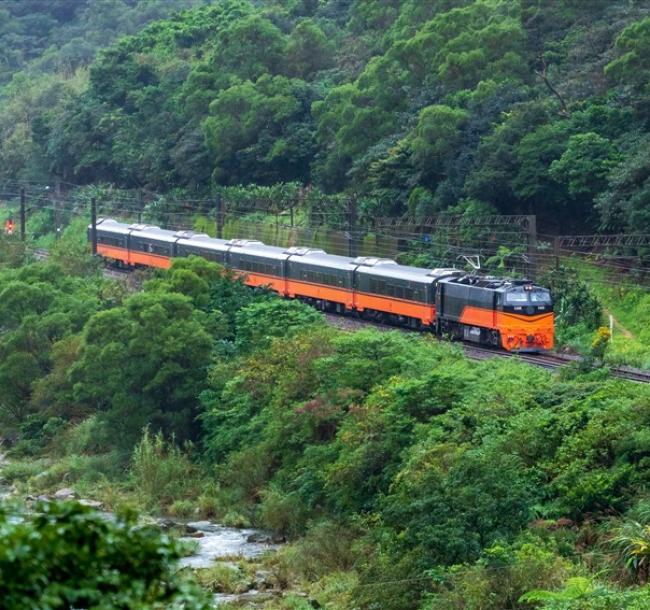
530 288 552 304
506 286 552 305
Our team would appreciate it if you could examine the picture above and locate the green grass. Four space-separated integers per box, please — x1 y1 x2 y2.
572 259 650 369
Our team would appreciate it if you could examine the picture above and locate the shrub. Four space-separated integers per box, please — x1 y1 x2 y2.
258 488 310 538
130 428 203 510
194 564 252 594
169 499 195 519
58 415 111 456
0 501 210 609
286 520 359 579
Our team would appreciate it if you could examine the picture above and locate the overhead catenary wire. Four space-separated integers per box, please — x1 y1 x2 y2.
3 180 649 289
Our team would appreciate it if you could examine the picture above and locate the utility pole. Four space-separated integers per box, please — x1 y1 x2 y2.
553 235 560 270
44 185 58 240
138 190 143 224
347 195 358 258
20 187 26 241
90 197 97 255
526 214 537 279
215 193 223 238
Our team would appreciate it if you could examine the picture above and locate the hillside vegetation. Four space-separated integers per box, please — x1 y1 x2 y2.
1 0 650 233
1 234 650 609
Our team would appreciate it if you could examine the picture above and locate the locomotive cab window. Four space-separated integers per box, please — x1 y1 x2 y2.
506 287 552 305
530 289 552 304
505 287 529 304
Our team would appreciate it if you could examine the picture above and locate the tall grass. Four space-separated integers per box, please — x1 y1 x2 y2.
130 428 204 512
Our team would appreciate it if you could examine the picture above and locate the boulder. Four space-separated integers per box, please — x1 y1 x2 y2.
246 532 273 544
157 518 179 531
79 499 104 509
254 570 274 589
186 520 221 533
54 487 77 500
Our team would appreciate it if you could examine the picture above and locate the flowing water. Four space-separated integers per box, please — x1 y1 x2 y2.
179 521 281 569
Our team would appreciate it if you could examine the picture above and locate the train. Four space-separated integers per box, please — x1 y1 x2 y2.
89 218 554 352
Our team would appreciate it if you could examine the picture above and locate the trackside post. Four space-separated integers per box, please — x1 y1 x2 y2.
91 197 97 255
20 187 26 241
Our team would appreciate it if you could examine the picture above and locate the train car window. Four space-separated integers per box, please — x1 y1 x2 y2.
98 235 122 247
151 243 170 255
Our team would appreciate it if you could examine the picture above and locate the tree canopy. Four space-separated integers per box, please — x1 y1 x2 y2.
1 0 650 232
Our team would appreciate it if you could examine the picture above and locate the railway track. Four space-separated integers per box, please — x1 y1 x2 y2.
29 249 650 384
324 314 650 384
457 344 650 383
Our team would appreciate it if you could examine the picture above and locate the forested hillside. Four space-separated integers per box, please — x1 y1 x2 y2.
1 0 650 233
1 234 650 609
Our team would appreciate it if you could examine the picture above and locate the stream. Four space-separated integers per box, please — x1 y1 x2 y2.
178 520 283 607
179 520 281 569
0 455 283 607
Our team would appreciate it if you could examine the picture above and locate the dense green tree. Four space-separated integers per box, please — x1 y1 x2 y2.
596 134 650 232
71 290 212 446
204 75 317 184
549 132 621 198
0 501 210 609
234 298 324 351
0 262 102 426
3 0 650 231
605 17 650 91
409 104 469 177
285 18 334 79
